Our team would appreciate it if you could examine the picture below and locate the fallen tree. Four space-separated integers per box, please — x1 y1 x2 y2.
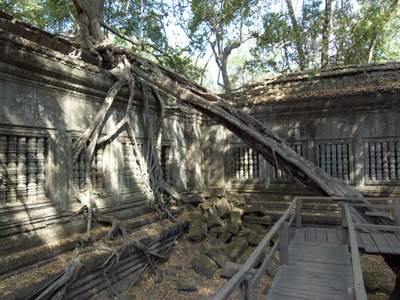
70 0 361 201
17 1 366 298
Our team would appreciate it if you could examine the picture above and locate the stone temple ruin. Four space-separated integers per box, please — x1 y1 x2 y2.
1 10 400 300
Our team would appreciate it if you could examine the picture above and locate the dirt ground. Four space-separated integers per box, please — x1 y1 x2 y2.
124 238 397 300
362 254 396 300
123 237 272 300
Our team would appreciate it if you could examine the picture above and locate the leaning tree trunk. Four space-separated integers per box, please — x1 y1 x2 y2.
71 0 362 202
128 57 361 198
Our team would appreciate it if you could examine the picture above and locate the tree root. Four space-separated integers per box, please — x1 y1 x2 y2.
29 251 82 300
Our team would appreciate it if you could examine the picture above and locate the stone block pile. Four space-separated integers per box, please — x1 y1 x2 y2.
182 190 272 278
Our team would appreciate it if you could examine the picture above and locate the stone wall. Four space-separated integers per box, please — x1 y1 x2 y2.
220 81 400 197
0 29 205 246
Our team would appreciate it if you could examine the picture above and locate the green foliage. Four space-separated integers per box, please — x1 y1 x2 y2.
252 0 400 74
1 0 400 87
0 0 73 32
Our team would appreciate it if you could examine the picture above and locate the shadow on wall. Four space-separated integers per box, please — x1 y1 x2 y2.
221 100 400 198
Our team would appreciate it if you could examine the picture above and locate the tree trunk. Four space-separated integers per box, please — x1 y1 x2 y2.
285 0 306 71
321 0 333 68
72 0 362 200
129 57 361 198
220 55 232 94
72 0 106 51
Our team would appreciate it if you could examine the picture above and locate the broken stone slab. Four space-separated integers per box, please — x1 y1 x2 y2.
219 230 232 244
209 226 225 238
237 227 251 239
206 247 229 268
227 207 244 235
206 206 224 229
183 194 204 205
227 221 241 236
220 261 257 279
225 191 247 207
237 246 255 264
242 222 268 234
177 280 198 292
224 237 248 260
214 197 233 218
192 254 219 278
242 215 272 226
199 200 211 211
247 231 264 246
243 204 269 215
187 210 208 241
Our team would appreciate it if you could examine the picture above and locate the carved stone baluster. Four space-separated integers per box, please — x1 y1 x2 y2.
36 138 46 199
389 141 396 181
369 142 376 181
0 136 7 203
343 144 350 182
248 148 253 179
16 137 27 201
396 141 400 180
6 136 17 202
27 137 38 202
376 142 383 181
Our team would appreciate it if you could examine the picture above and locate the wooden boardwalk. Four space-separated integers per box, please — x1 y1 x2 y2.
267 227 354 300
357 230 400 255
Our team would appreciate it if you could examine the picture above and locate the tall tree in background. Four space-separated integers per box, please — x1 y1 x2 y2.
284 0 306 70
321 0 333 68
177 0 258 93
0 0 202 82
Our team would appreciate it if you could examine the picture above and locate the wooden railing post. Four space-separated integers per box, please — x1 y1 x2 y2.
341 204 348 244
393 198 400 225
279 221 289 265
296 198 302 229
244 278 254 300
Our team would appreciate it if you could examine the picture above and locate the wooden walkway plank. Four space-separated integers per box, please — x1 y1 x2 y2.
384 233 400 255
267 227 353 300
326 229 340 245
371 232 393 254
316 228 327 243
359 232 379 253
294 228 306 243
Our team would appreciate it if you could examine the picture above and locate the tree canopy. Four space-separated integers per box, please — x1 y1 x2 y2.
1 0 399 92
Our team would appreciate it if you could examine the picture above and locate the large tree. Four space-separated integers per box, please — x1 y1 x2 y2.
3 1 383 298
175 0 259 93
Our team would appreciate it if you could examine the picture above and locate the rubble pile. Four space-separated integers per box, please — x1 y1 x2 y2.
182 190 272 278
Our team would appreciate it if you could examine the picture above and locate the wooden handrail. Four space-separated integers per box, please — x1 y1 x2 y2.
355 223 400 232
343 203 368 300
212 198 298 300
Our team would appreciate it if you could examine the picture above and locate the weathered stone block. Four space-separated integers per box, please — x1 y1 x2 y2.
214 197 232 218
237 247 255 264
243 222 267 234
192 254 219 278
209 226 224 238
225 237 248 260
242 215 272 226
177 280 198 292
183 194 204 205
219 230 232 243
206 247 229 268
206 206 224 229
187 210 207 241
247 231 264 246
